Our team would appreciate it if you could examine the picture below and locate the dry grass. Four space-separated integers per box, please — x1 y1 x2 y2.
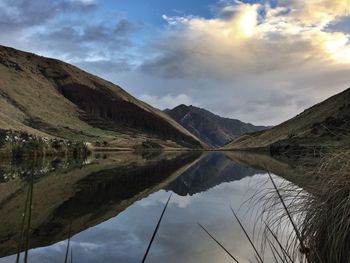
248 149 350 263
298 150 350 263
224 88 350 150
200 149 350 263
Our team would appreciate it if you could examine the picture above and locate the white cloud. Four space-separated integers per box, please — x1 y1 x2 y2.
139 93 195 110
283 0 350 27
2 0 350 125
72 0 96 5
144 0 350 79
139 0 350 125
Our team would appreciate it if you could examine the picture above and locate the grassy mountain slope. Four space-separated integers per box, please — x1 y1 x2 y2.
224 88 350 153
0 45 203 149
165 104 268 147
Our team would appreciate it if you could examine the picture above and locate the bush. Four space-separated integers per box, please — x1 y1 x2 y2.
72 142 88 158
0 130 6 148
141 140 163 149
26 140 43 151
12 145 24 160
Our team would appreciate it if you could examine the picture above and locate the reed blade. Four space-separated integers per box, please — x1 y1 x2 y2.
264 222 293 263
198 223 240 263
64 223 72 263
267 172 310 263
141 193 172 263
230 207 264 263
15 181 31 263
24 172 34 263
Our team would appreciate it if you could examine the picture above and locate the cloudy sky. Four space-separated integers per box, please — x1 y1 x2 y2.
1 0 350 125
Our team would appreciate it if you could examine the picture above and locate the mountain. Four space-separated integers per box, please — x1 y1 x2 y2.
164 104 268 147
165 152 263 196
0 45 203 149
224 88 350 154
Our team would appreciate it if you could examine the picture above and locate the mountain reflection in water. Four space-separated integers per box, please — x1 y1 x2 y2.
0 151 298 263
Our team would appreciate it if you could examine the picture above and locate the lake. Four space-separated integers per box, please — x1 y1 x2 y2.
0 151 301 263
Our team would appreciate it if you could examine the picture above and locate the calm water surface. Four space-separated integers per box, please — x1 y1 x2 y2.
0 152 297 263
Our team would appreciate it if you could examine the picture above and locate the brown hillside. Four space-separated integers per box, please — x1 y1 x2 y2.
224 88 350 152
0 45 203 149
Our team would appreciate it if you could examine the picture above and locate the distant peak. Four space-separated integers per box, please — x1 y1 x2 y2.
173 104 189 110
174 104 198 109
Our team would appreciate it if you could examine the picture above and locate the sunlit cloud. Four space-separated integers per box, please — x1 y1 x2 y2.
154 0 350 76
138 0 350 124
284 0 350 26
1 0 349 125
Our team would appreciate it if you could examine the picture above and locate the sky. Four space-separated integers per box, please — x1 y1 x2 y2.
1 0 350 125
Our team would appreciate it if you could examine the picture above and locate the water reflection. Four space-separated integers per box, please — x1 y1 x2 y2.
0 151 298 263
166 152 264 196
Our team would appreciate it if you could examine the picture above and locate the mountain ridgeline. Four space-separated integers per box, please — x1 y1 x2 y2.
0 45 203 150
1 45 348 154
165 152 263 196
165 104 268 147
225 88 350 155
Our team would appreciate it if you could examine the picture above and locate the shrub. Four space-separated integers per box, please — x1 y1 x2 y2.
12 145 24 160
0 130 6 148
51 140 62 150
142 140 163 149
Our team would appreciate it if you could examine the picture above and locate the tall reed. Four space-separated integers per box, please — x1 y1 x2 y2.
142 194 172 263
15 167 34 263
199 150 350 263
251 150 350 263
